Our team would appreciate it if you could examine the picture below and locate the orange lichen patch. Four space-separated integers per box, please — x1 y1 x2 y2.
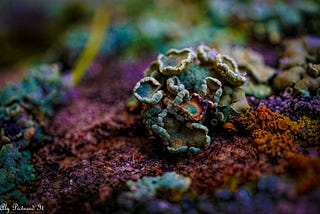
252 129 295 158
178 94 208 121
297 116 320 145
288 154 320 194
223 121 238 132
277 119 290 130
245 105 300 133
242 105 300 157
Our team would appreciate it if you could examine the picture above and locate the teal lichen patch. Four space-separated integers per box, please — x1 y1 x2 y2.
212 54 246 87
200 77 223 103
243 83 272 99
158 48 195 76
0 64 66 204
166 76 185 94
132 45 249 153
152 111 210 153
0 64 66 122
133 77 163 104
218 46 275 98
197 44 217 64
0 144 35 204
144 61 160 77
124 172 191 202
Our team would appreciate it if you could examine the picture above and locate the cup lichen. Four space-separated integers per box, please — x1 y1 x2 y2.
132 45 249 153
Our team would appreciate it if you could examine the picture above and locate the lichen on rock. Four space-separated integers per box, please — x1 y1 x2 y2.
132 45 249 153
0 64 66 204
241 105 301 158
218 45 276 98
273 36 320 97
123 172 191 202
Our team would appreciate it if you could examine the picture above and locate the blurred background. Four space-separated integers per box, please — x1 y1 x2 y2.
0 0 319 70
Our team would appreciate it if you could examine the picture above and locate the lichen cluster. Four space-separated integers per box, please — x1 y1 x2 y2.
297 116 320 145
273 36 320 97
218 45 276 98
116 173 320 214
0 64 66 204
122 172 191 203
0 144 35 204
133 45 249 153
242 105 300 158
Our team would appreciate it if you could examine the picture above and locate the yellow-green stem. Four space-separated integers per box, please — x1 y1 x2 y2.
71 3 110 85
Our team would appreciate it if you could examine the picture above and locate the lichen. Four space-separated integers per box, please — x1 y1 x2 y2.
124 172 191 202
297 116 320 145
243 82 272 99
132 45 249 153
158 48 195 76
273 66 303 90
218 45 276 98
212 54 246 87
242 105 300 158
273 36 320 96
133 77 163 104
0 64 66 204
0 103 39 150
0 144 35 204
0 64 66 123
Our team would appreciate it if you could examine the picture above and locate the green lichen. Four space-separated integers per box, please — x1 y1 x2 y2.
212 54 246 87
133 45 249 153
133 77 163 104
0 64 66 204
0 64 66 148
243 82 272 99
0 144 35 204
218 46 275 98
0 64 66 121
158 48 195 76
124 172 191 202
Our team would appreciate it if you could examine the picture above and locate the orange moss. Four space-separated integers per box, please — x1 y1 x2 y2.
243 105 300 157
